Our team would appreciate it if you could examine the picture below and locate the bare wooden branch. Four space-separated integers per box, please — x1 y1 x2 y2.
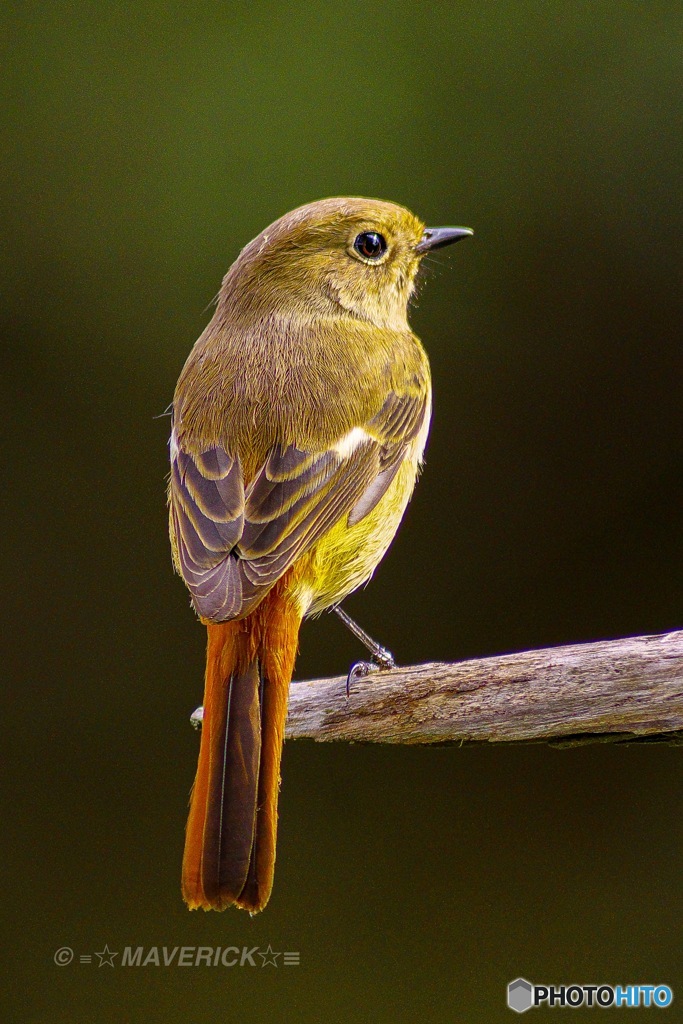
281 630 683 745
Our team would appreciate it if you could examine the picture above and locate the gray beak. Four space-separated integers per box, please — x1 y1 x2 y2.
415 226 474 253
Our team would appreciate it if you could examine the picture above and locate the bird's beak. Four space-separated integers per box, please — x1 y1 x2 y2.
415 226 474 253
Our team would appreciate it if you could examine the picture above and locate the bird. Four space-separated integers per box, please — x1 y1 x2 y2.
168 197 472 912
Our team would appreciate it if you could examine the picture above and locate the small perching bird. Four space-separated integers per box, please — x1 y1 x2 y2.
169 197 471 912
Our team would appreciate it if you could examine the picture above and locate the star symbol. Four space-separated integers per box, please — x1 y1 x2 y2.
258 944 281 967
94 944 118 967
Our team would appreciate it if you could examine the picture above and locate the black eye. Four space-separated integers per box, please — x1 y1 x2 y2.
353 231 387 261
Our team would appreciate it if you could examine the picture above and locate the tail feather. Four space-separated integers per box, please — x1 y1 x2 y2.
237 649 293 911
182 583 301 913
202 654 261 906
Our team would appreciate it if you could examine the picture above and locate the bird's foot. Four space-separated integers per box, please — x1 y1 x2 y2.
345 649 396 698
333 604 396 696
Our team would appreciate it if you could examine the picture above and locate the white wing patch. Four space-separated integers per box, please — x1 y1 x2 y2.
169 426 179 464
332 427 372 458
412 389 432 464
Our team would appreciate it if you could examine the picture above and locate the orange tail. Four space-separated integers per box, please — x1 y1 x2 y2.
181 579 302 913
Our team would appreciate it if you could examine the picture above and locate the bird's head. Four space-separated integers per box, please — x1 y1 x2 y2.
219 197 472 331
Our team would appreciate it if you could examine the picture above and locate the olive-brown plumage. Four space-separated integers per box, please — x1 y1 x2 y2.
169 197 470 912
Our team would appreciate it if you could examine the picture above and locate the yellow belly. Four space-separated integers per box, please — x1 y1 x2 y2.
293 453 422 616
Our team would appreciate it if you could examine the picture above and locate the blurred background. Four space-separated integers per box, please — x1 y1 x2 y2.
3 1 682 1020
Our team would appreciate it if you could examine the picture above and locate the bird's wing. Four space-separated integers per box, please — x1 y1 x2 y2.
169 389 428 622
169 445 246 621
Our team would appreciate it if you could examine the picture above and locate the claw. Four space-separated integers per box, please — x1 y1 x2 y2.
345 660 378 698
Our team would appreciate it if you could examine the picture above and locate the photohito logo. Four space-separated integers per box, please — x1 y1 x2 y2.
507 978 673 1012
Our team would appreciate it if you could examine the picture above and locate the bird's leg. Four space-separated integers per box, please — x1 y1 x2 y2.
333 606 395 668
333 605 396 696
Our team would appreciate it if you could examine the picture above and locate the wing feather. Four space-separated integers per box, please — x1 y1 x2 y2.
169 387 428 622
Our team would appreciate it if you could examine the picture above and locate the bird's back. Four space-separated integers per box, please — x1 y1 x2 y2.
173 309 430 483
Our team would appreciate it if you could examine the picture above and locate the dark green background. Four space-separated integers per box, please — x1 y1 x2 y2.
4 2 682 1021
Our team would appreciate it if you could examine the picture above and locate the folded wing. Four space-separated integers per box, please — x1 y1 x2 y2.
169 389 428 622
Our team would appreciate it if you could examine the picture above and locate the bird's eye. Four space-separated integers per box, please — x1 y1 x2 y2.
353 231 387 262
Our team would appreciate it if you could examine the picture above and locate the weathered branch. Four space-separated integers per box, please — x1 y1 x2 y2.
281 630 683 745
190 630 683 745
